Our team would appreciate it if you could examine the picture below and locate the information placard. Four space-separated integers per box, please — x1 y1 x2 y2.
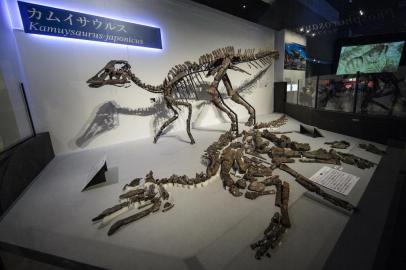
310 166 359 196
17 1 162 49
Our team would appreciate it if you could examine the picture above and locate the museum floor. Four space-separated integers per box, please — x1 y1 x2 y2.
0 113 386 270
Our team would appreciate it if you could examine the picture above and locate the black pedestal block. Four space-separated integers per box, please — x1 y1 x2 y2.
0 133 54 215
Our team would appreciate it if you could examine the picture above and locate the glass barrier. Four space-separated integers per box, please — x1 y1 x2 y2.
316 75 356 113
285 67 406 118
391 66 406 117
356 73 399 116
298 77 317 107
0 71 33 153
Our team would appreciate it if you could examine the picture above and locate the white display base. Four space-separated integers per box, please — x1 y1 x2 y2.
0 114 384 270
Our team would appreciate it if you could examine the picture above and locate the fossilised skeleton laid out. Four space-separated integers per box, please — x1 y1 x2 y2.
359 143 386 155
87 47 279 144
91 115 378 260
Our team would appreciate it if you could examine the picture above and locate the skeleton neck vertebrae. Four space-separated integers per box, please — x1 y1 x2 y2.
130 74 163 94
87 46 279 144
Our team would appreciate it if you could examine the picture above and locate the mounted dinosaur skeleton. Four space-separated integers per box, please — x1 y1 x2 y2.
75 65 272 148
87 46 279 144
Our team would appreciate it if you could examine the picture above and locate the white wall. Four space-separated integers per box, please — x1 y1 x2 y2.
0 0 32 150
274 30 285 82
7 0 275 155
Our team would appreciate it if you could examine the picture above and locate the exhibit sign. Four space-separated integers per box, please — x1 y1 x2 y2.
284 43 307 70
17 1 162 49
310 166 359 196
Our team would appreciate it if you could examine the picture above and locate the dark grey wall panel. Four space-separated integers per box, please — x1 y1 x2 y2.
284 103 406 144
0 133 54 215
274 82 287 113
284 103 312 124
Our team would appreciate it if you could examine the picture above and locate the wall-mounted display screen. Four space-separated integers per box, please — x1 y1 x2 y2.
284 43 306 70
287 83 298 91
336 41 404 75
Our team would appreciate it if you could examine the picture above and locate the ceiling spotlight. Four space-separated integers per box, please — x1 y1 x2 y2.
300 27 304 32
311 33 316 37
242 4 247 9
306 29 310 34
359 9 364 16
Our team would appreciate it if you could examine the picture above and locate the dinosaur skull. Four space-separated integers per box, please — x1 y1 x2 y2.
87 60 132 88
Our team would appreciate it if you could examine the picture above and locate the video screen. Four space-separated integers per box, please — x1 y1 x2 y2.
284 43 306 70
287 83 298 91
336 41 404 75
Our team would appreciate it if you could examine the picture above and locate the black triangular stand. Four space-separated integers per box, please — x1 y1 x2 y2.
300 124 323 138
313 128 323 138
82 162 108 191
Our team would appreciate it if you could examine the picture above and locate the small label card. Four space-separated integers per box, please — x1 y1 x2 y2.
310 166 360 196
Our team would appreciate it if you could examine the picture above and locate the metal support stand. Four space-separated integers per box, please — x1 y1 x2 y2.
296 79 299 105
353 72 360 114
315 76 320 109
20 83 36 136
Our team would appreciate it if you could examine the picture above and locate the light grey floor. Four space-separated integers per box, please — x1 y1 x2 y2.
0 114 384 270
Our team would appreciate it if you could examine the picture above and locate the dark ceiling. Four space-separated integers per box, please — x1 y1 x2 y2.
326 0 401 17
190 0 325 30
190 0 406 74
190 0 406 36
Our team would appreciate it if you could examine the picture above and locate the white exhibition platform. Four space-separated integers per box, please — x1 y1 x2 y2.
0 114 384 270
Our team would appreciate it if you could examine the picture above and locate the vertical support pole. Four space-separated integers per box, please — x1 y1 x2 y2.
297 79 299 105
353 71 360 114
315 76 319 109
20 83 36 136
388 73 397 117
